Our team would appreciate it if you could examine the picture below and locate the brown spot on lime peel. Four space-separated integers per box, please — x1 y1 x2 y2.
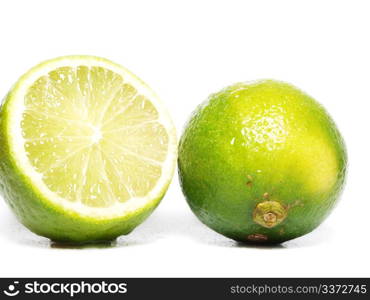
253 200 288 228
246 175 253 187
247 233 268 242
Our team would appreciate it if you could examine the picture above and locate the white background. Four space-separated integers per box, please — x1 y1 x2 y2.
0 0 369 277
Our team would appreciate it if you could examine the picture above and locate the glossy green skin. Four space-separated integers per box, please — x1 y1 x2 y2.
179 80 347 243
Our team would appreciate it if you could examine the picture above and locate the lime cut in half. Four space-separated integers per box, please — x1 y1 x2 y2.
0 56 177 243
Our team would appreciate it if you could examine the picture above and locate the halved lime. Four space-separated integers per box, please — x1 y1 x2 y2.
0 56 177 243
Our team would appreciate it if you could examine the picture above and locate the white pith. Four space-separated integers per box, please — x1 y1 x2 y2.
7 56 177 219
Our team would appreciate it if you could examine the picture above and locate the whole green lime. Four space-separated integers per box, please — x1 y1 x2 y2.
178 80 347 243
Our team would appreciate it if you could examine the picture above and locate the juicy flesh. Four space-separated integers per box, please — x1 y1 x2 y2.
21 66 169 208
